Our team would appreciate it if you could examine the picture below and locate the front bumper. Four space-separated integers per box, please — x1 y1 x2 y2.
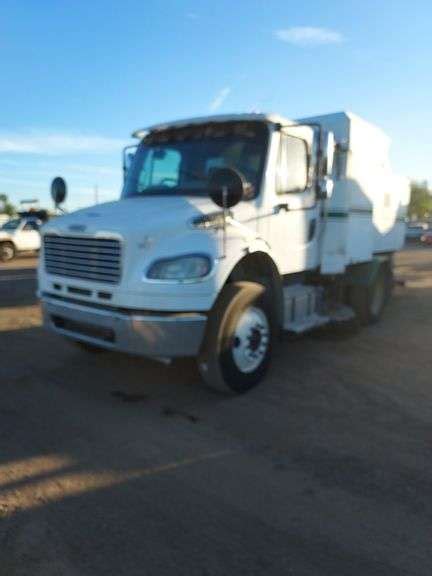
41 295 207 358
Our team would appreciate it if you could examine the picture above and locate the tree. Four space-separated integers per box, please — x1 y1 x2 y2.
408 181 432 220
0 194 16 217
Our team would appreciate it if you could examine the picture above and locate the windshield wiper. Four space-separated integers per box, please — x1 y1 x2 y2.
129 187 207 198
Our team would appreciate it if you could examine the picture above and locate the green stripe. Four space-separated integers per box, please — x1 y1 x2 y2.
350 208 374 215
327 208 377 219
327 210 406 222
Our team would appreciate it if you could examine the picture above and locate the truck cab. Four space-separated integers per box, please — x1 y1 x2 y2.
0 216 42 262
38 112 409 393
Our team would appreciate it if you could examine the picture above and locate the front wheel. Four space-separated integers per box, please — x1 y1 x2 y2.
198 281 274 394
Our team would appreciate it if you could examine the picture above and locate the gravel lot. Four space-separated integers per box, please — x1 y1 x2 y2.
0 248 431 575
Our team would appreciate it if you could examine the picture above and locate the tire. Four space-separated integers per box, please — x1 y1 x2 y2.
348 263 392 326
198 281 274 394
0 242 15 263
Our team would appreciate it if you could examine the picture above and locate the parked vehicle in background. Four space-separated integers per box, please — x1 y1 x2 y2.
0 217 42 262
39 111 409 393
406 222 429 243
0 214 10 227
420 231 432 245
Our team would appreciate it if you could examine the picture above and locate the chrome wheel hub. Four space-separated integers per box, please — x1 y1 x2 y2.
231 306 269 373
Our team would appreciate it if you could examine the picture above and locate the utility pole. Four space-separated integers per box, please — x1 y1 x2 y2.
94 184 99 205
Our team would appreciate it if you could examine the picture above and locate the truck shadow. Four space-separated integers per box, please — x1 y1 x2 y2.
3 446 413 576
1 284 432 575
0 266 38 308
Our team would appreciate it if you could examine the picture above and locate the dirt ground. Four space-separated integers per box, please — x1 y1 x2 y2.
0 248 431 575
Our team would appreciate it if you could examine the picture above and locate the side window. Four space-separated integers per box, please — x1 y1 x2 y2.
277 135 308 194
23 221 39 231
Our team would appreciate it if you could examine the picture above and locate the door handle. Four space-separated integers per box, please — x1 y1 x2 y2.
274 203 289 214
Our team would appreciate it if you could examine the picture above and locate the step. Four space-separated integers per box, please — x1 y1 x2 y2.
283 313 330 333
327 305 356 323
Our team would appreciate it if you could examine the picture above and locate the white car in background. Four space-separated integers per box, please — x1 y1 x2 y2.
0 217 41 262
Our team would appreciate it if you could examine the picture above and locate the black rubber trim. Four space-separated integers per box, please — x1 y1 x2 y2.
51 315 115 342
42 291 203 317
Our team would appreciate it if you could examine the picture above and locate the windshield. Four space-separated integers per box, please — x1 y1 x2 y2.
1 218 21 231
123 121 268 199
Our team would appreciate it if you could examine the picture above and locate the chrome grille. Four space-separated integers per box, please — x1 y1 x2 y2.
44 235 121 284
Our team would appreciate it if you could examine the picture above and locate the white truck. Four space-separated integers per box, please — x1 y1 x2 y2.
38 112 409 393
0 215 42 262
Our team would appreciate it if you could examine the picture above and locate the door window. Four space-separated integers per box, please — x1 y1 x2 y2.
276 135 308 194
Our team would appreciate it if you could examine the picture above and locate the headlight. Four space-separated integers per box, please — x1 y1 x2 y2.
147 254 212 281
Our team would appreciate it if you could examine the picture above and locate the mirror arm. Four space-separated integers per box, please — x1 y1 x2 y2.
222 185 229 258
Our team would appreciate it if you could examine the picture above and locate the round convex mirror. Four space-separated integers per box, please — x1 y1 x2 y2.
208 167 245 209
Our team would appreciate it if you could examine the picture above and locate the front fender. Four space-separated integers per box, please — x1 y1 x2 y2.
216 236 280 288
212 237 284 330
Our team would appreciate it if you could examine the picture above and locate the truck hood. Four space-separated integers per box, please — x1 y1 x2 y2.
43 196 218 238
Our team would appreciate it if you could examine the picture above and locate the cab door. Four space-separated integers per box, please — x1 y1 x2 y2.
268 126 320 274
14 220 41 251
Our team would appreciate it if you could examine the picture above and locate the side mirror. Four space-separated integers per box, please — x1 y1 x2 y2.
153 148 166 160
208 167 245 209
324 131 335 177
316 131 334 200
51 177 67 207
317 177 334 200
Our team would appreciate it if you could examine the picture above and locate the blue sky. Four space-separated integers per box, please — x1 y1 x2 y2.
0 0 431 210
